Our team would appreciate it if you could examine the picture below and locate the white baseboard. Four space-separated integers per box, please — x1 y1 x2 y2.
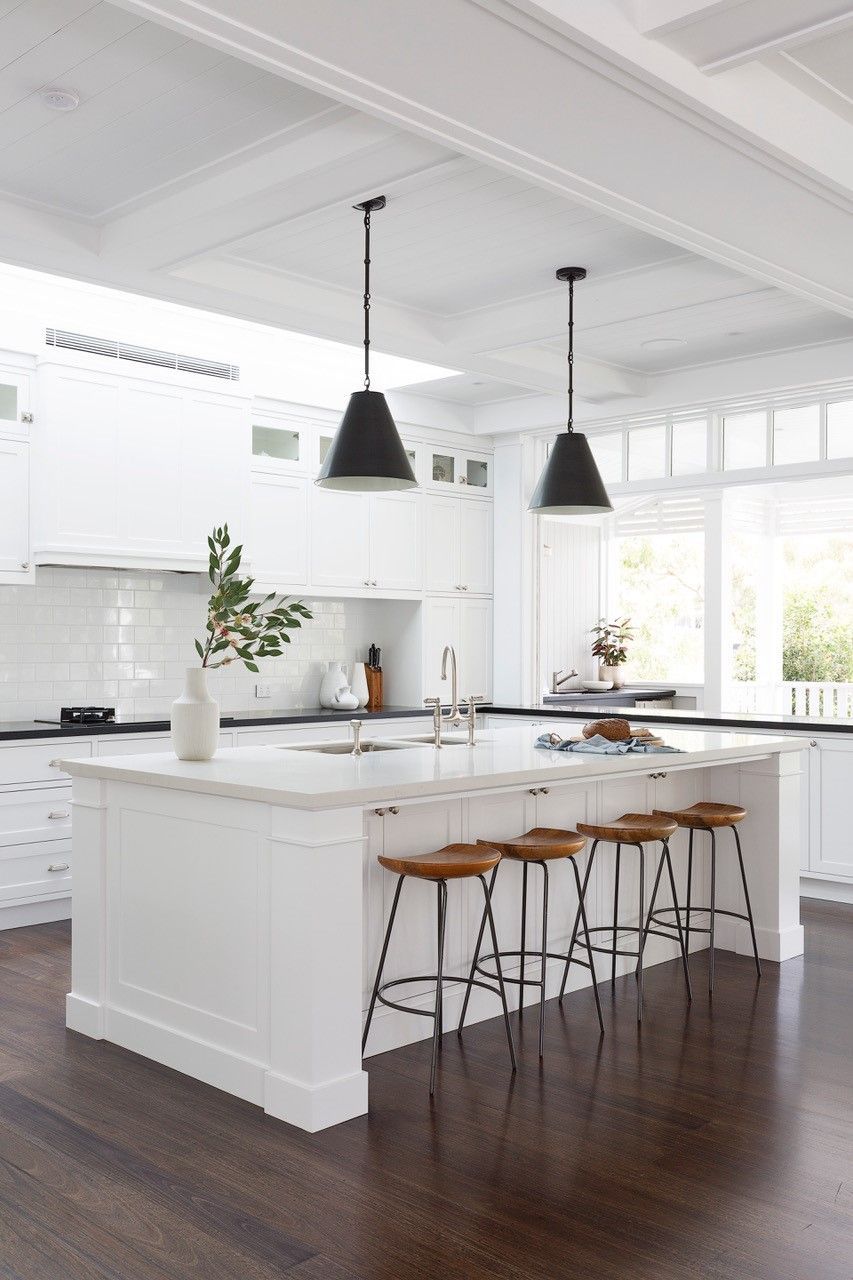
0 897 70 931
801 876 853 905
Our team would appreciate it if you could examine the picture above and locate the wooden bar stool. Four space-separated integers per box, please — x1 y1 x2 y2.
648 802 761 993
458 828 604 1058
362 843 517 1095
560 813 692 1023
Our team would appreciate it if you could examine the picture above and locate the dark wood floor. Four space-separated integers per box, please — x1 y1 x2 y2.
0 903 851 1279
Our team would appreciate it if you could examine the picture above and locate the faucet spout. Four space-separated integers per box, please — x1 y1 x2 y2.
441 645 461 722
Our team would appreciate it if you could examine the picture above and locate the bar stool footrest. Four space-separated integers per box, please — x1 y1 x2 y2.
376 973 507 1020
474 949 593 989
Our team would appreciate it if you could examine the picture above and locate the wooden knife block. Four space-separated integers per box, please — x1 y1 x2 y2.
365 668 383 711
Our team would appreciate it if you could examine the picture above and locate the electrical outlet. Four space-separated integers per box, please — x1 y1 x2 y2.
255 683 272 699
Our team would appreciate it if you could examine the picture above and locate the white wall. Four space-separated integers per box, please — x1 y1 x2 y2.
0 566 400 720
538 520 601 696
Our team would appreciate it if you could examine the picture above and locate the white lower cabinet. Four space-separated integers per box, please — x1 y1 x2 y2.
424 596 492 701
808 735 853 880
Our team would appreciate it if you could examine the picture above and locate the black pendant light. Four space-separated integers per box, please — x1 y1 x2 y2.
529 267 612 515
316 196 417 492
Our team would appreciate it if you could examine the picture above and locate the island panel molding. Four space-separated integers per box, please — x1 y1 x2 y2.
63 728 806 1132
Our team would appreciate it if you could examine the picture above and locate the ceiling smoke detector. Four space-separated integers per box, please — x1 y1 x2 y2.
41 88 80 112
641 337 687 351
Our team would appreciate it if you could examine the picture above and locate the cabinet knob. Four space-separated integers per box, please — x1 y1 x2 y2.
388 806 400 815
528 787 540 796
20 562 29 570
810 740 818 747
374 807 386 817
540 787 549 795
47 862 69 873
48 759 62 769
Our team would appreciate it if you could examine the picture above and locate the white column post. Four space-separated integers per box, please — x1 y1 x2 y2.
265 804 369 1132
492 434 538 703
703 490 731 713
66 776 108 1039
755 501 783 713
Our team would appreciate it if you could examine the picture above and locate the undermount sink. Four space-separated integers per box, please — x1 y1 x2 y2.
396 732 473 746
277 739 423 755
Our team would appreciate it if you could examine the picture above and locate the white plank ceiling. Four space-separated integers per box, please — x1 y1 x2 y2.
0 0 851 418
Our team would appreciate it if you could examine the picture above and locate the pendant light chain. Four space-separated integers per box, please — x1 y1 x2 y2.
566 274 574 433
362 206 372 391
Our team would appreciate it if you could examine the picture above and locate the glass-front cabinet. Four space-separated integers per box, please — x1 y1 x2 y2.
0 368 32 433
250 406 306 473
428 447 491 494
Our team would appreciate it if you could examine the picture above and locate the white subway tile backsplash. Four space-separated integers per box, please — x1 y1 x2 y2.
0 568 378 722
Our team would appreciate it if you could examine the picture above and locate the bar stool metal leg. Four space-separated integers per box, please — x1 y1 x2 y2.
477 873 517 1071
685 828 694 950
732 824 762 978
519 862 528 1017
538 860 549 1058
569 856 604 1034
457 864 499 1033
560 840 598 1001
708 830 717 995
612 843 621 988
636 843 645 1023
662 840 693 1000
362 874 405 1053
430 880 448 1095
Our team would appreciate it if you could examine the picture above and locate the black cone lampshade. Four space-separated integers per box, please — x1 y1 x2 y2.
529 266 612 516
316 195 417 493
316 389 417 491
529 431 612 514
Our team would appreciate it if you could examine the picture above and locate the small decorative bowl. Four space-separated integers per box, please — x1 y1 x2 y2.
581 680 613 692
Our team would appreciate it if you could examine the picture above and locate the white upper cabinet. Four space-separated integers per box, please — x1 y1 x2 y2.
310 487 371 588
33 361 249 570
0 367 32 434
251 405 307 474
370 492 421 591
248 473 308 589
0 439 30 577
425 494 492 595
310 487 421 594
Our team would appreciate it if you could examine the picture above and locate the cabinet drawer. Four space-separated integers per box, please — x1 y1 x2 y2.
0 789 71 846
0 840 71 901
0 740 91 785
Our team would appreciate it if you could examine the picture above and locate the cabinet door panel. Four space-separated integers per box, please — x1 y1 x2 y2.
48 372 119 544
370 493 420 591
460 500 493 595
249 474 308 587
118 384 183 550
459 598 492 701
423 597 459 700
534 784 595 949
0 440 28 573
182 395 249 554
812 738 853 878
310 488 369 588
425 495 461 592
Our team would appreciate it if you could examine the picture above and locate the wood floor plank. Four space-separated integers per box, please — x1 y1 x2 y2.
0 908 849 1278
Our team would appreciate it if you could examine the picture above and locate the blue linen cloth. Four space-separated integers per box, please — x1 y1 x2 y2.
534 732 683 755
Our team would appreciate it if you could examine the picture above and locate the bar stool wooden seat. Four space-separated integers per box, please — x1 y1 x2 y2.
459 828 604 1058
362 843 516 1094
560 813 692 1023
649 801 760 993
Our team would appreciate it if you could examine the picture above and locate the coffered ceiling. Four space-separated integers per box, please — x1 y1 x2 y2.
0 0 852 429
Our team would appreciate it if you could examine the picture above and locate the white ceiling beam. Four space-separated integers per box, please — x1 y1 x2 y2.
108 0 853 317
634 1 742 37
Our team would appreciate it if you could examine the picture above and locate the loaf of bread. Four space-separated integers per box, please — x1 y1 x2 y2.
582 717 631 741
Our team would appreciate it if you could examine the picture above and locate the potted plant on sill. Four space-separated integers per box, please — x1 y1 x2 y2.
591 617 633 690
171 524 312 761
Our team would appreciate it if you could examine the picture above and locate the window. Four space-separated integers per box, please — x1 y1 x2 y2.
613 497 705 682
723 412 767 470
589 432 623 484
671 418 707 475
627 424 666 481
773 404 819 466
827 400 853 459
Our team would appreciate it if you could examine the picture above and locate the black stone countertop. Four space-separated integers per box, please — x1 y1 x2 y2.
487 703 853 736
0 705 433 743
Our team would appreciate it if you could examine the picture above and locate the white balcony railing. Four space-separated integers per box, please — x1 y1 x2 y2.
729 681 853 719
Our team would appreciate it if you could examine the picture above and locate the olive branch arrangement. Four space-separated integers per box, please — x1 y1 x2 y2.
195 524 312 674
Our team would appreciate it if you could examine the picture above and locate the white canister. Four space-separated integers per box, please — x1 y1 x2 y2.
171 668 220 761
351 662 369 709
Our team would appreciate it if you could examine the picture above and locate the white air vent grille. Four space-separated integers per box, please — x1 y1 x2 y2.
45 329 239 381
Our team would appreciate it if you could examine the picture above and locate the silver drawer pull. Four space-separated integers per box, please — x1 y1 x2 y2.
48 759 62 769
47 862 69 873
48 810 69 820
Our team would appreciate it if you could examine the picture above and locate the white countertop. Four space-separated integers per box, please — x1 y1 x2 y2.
61 726 805 810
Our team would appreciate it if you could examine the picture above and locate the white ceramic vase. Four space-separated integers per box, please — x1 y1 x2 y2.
171 667 220 761
351 662 369 709
599 663 626 689
319 661 348 709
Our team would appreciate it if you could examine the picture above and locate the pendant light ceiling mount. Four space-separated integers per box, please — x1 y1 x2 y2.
528 265 613 517
315 194 417 493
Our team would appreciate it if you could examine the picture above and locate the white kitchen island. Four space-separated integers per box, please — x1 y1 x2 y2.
62 726 805 1132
